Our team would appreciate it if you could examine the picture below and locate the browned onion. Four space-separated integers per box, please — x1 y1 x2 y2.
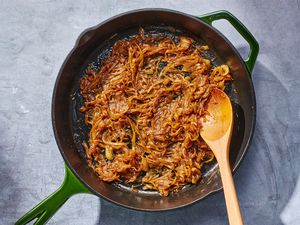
80 28 231 196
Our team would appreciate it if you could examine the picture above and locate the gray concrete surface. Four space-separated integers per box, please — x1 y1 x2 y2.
0 0 299 224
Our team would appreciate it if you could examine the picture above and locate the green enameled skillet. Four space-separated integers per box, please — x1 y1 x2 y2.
16 9 259 225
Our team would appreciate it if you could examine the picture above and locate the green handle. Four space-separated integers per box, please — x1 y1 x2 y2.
15 165 91 225
198 10 259 74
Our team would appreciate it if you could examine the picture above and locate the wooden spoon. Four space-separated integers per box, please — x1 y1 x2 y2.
200 88 243 225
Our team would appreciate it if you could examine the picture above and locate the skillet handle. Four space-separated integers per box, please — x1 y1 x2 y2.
198 10 259 74
15 165 91 225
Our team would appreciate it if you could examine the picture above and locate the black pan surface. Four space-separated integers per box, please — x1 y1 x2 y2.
52 9 255 211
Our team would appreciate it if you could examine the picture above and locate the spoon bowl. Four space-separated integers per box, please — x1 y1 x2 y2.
201 88 233 142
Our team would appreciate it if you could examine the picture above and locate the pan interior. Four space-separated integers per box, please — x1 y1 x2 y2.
70 25 244 196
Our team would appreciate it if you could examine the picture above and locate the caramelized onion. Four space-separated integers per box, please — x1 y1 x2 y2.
80 28 231 196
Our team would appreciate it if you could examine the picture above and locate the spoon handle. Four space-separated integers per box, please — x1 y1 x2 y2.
218 157 244 225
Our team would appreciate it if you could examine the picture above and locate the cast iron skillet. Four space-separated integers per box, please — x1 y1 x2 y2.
16 9 259 225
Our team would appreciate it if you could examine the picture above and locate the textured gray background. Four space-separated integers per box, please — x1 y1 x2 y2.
0 0 300 225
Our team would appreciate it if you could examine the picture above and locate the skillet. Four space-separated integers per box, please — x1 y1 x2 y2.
16 9 259 225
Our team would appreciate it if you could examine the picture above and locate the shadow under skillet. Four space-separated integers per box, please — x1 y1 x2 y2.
95 62 298 225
